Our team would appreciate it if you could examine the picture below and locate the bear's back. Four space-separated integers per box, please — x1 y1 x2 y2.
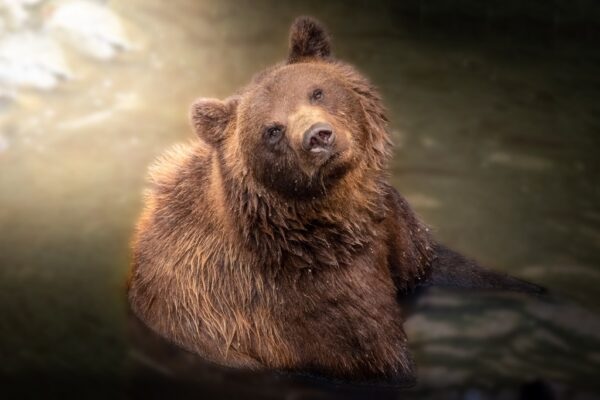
128 142 245 349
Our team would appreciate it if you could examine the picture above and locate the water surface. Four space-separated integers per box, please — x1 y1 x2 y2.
1 1 599 398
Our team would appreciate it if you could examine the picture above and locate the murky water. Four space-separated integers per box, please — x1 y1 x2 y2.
1 0 599 398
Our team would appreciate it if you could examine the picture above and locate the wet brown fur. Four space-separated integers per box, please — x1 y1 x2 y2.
128 16 543 384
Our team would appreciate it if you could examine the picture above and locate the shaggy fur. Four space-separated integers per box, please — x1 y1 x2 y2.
128 16 543 385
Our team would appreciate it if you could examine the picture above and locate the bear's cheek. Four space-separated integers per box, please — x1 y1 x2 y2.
252 155 319 198
244 138 302 183
330 123 352 154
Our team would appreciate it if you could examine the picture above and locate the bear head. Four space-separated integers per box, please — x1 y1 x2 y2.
190 17 392 201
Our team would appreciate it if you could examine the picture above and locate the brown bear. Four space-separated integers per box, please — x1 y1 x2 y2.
128 17 543 385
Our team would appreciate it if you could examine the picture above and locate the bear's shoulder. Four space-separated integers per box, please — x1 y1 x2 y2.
136 140 221 245
146 140 212 192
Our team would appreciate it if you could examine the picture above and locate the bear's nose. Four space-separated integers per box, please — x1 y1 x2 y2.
302 122 335 153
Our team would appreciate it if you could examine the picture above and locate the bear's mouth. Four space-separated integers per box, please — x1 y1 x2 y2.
321 150 340 167
315 150 352 183
310 146 329 154
304 147 340 173
310 147 335 164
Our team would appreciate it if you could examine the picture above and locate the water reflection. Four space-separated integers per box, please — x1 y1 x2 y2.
1 0 599 398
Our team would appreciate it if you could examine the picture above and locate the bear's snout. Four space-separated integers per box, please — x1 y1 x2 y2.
302 122 335 153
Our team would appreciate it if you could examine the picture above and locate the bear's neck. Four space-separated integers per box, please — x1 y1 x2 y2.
221 164 387 271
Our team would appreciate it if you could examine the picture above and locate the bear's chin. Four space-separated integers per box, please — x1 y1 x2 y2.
256 156 354 201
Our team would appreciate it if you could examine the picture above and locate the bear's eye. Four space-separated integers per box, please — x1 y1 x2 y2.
265 125 284 144
310 88 324 102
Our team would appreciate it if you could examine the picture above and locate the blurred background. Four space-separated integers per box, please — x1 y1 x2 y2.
1 0 599 399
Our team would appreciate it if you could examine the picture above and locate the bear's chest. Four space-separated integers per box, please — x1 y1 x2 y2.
264 245 408 372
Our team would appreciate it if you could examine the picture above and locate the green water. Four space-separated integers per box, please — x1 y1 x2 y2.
1 1 599 398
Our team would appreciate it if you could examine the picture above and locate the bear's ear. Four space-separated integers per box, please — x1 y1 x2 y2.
189 97 238 147
287 16 331 63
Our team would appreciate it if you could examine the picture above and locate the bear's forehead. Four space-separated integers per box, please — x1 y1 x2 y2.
241 63 353 116
256 63 340 95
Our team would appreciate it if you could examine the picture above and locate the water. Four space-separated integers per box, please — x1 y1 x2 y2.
1 1 599 398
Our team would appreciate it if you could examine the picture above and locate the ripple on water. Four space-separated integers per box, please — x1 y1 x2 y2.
524 301 600 340
408 309 521 341
485 151 552 172
419 366 470 388
404 192 442 209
